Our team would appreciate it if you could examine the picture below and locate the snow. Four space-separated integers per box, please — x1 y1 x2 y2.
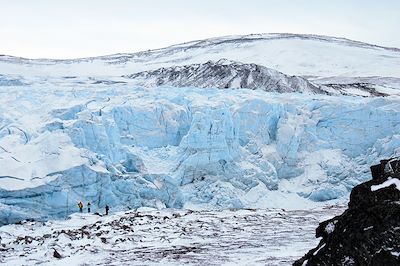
313 243 326 256
325 221 335 234
342 88 371 97
342 257 356 264
371 177 400 191
0 33 400 95
0 132 87 190
0 206 345 265
373 85 400 96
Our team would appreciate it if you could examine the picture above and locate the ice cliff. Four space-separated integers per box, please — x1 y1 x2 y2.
1 85 399 224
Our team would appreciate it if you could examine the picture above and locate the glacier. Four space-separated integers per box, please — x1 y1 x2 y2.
1 84 399 224
1 33 400 224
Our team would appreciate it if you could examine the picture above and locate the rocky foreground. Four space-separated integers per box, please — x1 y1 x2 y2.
0 207 344 265
294 159 400 265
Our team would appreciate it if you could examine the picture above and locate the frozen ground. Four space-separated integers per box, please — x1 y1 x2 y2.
0 206 345 266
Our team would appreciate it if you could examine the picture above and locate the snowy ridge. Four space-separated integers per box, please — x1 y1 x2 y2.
1 33 399 63
124 59 325 94
0 33 400 96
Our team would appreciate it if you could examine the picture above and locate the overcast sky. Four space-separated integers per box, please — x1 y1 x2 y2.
1 0 399 59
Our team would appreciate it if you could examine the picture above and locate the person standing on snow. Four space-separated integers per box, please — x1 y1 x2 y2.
105 205 109 215
87 202 91 213
78 201 83 213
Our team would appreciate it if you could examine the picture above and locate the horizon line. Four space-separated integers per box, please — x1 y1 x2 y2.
1 32 399 61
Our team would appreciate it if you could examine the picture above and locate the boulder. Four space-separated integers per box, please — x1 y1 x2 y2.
53 249 62 259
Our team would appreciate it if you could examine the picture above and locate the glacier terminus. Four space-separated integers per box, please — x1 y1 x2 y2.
0 33 400 226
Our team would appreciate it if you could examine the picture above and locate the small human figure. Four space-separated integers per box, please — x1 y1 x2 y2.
87 202 91 213
105 205 109 215
78 201 83 213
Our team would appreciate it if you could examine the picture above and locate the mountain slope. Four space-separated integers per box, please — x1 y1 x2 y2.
0 33 399 84
124 59 325 94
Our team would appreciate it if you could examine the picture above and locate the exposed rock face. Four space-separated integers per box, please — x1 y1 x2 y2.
53 249 62 259
294 158 400 266
123 59 326 94
322 83 389 97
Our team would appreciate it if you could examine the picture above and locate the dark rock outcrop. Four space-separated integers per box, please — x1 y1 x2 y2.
294 158 400 266
322 83 388 97
53 249 62 259
124 59 327 94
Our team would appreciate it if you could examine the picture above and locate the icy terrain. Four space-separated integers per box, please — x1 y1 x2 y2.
1 84 399 224
0 206 345 265
1 33 400 224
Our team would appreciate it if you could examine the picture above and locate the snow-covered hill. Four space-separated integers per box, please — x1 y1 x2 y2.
1 33 400 95
0 33 400 224
1 33 400 77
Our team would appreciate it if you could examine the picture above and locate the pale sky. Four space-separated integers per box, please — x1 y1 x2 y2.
1 0 399 59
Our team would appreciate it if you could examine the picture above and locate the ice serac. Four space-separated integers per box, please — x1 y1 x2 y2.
1 85 400 224
177 108 239 185
0 163 184 225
